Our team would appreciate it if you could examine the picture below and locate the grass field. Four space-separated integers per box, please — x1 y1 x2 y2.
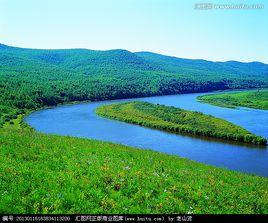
96 101 267 145
1 95 268 214
197 90 268 110
1 125 268 214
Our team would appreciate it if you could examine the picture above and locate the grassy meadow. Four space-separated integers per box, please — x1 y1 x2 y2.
1 124 268 214
96 101 267 145
197 90 268 110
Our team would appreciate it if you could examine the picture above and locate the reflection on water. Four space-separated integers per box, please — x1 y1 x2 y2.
25 92 268 177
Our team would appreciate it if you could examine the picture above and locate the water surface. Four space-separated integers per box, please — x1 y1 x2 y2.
25 92 268 177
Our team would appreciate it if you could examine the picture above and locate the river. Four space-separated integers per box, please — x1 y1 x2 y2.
25 91 268 177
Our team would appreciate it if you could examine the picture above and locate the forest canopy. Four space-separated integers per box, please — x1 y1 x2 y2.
1 43 268 127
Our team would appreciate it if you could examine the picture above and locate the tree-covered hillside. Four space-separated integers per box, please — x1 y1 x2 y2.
1 43 267 126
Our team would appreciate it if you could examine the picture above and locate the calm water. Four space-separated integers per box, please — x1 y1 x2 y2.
25 92 268 177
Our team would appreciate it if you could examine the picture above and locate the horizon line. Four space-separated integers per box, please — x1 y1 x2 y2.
1 42 267 65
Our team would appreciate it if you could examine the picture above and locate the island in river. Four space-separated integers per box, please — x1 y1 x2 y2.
96 101 267 145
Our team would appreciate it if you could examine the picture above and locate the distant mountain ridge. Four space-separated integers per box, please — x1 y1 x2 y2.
1 43 267 64
1 43 267 78
136 51 268 76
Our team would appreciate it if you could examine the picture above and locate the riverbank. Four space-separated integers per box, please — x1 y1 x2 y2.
2 90 268 213
197 90 268 110
24 91 268 177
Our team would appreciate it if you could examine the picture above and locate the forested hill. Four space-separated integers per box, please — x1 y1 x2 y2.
0 43 268 126
136 52 268 77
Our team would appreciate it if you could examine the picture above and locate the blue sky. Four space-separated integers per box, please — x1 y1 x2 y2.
1 0 268 63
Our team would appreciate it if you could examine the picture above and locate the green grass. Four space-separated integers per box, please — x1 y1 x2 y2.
197 90 268 110
96 101 267 145
1 127 268 214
